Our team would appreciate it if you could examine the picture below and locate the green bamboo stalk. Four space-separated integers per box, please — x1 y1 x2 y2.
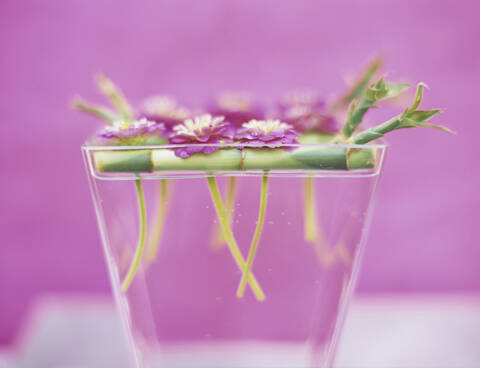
341 77 410 138
236 172 269 298
94 149 153 173
92 146 377 173
351 83 453 144
211 177 237 249
121 178 147 292
206 176 266 301
146 179 170 262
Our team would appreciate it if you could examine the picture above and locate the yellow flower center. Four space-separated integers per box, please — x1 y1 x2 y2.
242 119 291 134
173 114 225 137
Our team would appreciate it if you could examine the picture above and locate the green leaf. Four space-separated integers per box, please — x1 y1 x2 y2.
404 109 442 123
407 82 427 113
72 96 119 123
332 55 383 110
384 83 410 99
364 77 387 101
417 122 455 134
341 77 411 137
96 74 134 121
350 82 453 144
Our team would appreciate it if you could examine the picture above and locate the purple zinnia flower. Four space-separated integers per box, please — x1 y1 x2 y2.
169 114 234 158
98 118 166 145
208 92 264 127
235 119 299 150
276 91 340 134
142 96 191 133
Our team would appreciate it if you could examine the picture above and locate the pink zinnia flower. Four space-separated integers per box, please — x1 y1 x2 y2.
168 114 233 158
208 92 264 127
142 96 191 132
235 119 299 150
277 91 340 134
98 118 166 145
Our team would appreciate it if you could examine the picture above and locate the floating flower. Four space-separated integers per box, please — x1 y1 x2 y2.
277 91 340 134
235 119 299 149
208 92 264 127
98 118 166 145
169 114 233 158
142 96 191 130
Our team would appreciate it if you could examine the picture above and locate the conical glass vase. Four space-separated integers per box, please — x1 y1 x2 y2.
82 142 386 368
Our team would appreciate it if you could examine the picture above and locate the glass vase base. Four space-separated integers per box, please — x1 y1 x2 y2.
146 341 310 368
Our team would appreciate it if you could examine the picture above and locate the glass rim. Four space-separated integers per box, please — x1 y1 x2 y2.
82 141 388 152
83 140 387 181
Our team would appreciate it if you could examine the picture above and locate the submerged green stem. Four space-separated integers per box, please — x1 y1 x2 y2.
211 177 237 249
206 176 265 301
226 177 237 229
146 179 169 262
303 177 351 267
304 176 318 242
303 178 330 265
121 178 147 292
236 172 269 298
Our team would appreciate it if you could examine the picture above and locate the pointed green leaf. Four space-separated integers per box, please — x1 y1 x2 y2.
406 109 442 123
365 77 386 101
407 82 428 113
384 83 410 99
97 74 134 121
417 122 455 134
72 96 119 123
333 55 383 109
350 82 452 144
342 77 410 137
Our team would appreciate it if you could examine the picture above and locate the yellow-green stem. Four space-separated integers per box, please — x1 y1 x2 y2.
206 176 265 301
121 178 147 292
236 172 269 298
304 177 341 266
304 176 318 242
146 179 169 262
211 177 237 249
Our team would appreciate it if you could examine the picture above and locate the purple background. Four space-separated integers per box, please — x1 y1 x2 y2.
1 0 478 346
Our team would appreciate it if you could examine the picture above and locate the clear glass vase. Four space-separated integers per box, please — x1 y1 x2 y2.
82 143 386 368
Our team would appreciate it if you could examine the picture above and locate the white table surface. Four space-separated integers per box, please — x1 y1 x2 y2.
1 294 479 368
